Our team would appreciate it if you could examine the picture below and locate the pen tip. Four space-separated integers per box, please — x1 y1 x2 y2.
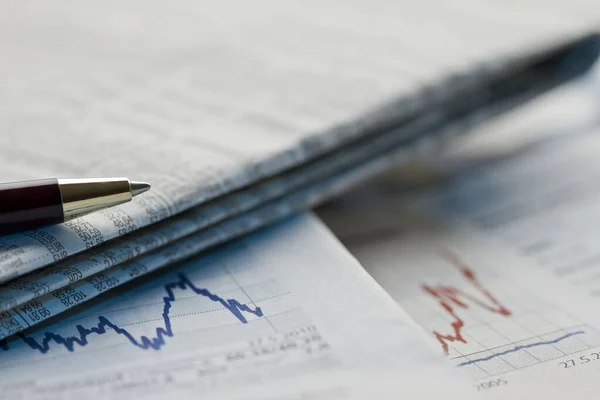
131 181 151 197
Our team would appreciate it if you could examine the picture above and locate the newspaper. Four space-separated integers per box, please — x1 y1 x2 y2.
0 139 415 339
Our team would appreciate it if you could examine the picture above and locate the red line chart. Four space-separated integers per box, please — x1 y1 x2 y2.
422 248 511 355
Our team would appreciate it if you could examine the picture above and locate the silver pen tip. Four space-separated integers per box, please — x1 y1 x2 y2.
130 181 151 197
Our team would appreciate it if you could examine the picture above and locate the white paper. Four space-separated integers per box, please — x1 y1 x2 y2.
412 66 600 298
320 214 600 398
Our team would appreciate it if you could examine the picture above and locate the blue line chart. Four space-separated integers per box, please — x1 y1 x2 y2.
0 273 264 354
457 330 586 367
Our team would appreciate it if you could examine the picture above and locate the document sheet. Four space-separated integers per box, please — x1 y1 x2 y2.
318 68 600 398
320 216 600 399
0 214 471 400
410 65 600 299
0 0 598 286
428 139 600 298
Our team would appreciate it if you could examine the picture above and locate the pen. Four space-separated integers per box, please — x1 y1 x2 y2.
0 178 151 233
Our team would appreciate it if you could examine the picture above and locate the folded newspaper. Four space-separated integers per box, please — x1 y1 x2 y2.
0 0 599 340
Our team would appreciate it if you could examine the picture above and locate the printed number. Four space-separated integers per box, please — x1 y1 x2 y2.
476 379 507 391
580 356 591 364
559 352 600 369
560 360 576 369
59 292 87 307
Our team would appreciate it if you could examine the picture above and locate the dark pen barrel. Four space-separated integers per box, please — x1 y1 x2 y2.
0 178 64 231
